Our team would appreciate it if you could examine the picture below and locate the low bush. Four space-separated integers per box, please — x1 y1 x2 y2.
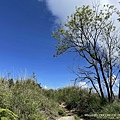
100 100 120 114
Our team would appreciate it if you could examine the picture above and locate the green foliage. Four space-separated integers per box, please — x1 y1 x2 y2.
58 87 85 104
44 86 106 115
0 78 60 120
100 100 120 114
56 87 102 114
58 109 66 116
0 108 17 120
77 95 104 115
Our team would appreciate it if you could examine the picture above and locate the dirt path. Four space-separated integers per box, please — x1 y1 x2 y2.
56 116 75 120
57 102 84 120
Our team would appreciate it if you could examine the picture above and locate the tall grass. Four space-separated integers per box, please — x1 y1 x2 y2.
0 76 60 120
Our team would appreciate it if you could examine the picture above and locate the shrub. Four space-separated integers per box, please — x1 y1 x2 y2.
100 100 120 114
58 108 66 116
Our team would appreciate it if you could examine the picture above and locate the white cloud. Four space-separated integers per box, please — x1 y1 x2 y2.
45 0 92 23
107 74 119 85
78 82 88 89
43 85 48 89
50 1 89 22
38 0 120 24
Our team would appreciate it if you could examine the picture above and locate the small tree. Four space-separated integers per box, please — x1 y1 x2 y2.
53 3 120 103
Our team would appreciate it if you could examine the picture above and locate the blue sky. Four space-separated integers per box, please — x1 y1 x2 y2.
0 0 78 89
0 0 118 89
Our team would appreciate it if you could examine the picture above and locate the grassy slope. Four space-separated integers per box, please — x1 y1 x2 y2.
0 78 61 120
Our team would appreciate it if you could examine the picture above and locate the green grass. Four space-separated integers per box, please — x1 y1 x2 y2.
0 78 60 120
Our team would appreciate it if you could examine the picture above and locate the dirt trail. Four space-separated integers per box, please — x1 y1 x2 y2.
56 116 75 120
57 102 84 120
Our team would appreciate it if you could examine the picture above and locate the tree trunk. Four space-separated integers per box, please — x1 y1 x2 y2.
118 83 120 99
